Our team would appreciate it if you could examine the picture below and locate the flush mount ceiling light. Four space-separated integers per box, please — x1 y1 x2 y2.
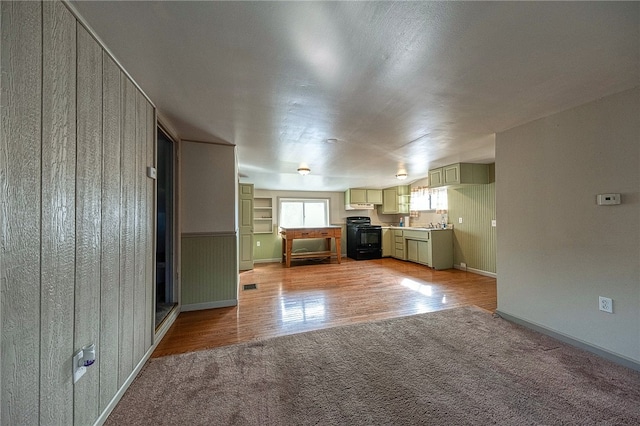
396 173 408 180
297 167 311 176
326 138 338 144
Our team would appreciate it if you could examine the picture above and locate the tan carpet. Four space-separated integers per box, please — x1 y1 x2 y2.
106 306 640 425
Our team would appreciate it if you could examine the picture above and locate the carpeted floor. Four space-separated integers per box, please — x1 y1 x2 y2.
106 306 640 425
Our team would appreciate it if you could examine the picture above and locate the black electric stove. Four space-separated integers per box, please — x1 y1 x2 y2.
346 216 382 260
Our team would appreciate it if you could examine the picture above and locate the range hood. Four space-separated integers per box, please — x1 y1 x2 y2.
345 203 375 210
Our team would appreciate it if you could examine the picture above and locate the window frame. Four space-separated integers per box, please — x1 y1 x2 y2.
278 197 331 228
410 187 447 212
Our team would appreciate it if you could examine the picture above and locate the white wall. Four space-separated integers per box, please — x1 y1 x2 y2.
255 189 347 225
496 87 639 363
181 141 237 233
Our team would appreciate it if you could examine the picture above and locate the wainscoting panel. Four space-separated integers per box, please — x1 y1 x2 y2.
447 182 497 274
181 233 239 309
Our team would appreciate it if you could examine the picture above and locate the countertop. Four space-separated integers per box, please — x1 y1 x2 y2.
384 226 452 231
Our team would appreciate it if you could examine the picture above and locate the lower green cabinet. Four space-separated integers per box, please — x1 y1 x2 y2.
403 229 453 270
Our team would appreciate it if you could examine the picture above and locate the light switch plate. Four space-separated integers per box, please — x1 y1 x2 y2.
147 166 157 180
491 220 496 227
458 217 463 224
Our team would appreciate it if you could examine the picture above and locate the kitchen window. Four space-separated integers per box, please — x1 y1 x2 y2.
279 198 330 228
410 187 447 211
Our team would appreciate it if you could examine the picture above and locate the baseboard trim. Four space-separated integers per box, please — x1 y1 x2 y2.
154 306 181 344
496 310 640 372
94 307 181 426
181 299 237 312
454 264 496 278
254 258 281 264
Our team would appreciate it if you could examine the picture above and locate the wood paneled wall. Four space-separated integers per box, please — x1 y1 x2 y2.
180 234 238 311
0 1 156 424
447 183 497 274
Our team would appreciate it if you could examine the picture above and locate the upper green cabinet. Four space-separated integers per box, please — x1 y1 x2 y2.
380 185 410 214
381 188 398 213
429 163 490 188
428 168 443 187
366 189 383 204
345 188 383 205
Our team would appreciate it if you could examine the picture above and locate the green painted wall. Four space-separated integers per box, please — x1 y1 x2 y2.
447 182 496 274
181 233 238 307
254 225 282 260
254 224 346 262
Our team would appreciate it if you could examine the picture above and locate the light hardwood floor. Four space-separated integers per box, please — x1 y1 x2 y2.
152 257 497 357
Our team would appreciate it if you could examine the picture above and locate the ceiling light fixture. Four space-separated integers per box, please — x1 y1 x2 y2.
396 173 408 180
297 167 311 176
326 138 338 144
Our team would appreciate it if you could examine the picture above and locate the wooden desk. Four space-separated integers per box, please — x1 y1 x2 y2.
280 226 342 268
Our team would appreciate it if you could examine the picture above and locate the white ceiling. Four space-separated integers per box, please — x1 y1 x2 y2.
70 1 639 191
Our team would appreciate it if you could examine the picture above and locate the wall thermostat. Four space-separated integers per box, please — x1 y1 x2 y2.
596 193 620 205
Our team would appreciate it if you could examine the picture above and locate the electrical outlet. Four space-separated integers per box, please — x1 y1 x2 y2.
599 296 613 313
460 262 467 270
256 241 261 247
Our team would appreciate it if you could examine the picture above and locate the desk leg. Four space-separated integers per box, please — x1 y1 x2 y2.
335 237 341 264
286 238 292 268
281 237 286 264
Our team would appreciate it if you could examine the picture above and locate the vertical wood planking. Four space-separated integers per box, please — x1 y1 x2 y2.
99 53 121 411
181 235 238 305
41 2 76 424
145 102 155 349
4 1 157 422
74 24 102 425
0 2 42 424
448 183 496 273
133 91 146 362
119 75 137 386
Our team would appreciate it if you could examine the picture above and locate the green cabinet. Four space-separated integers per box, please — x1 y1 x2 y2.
392 229 405 260
239 184 254 270
380 185 410 214
398 185 410 213
345 188 383 205
381 188 398 214
429 163 489 188
381 228 392 257
418 240 431 265
403 229 453 270
253 197 273 234
407 239 431 265
428 168 443 187
366 189 383 204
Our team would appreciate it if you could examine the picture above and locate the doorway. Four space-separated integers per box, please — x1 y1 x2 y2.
155 127 177 328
